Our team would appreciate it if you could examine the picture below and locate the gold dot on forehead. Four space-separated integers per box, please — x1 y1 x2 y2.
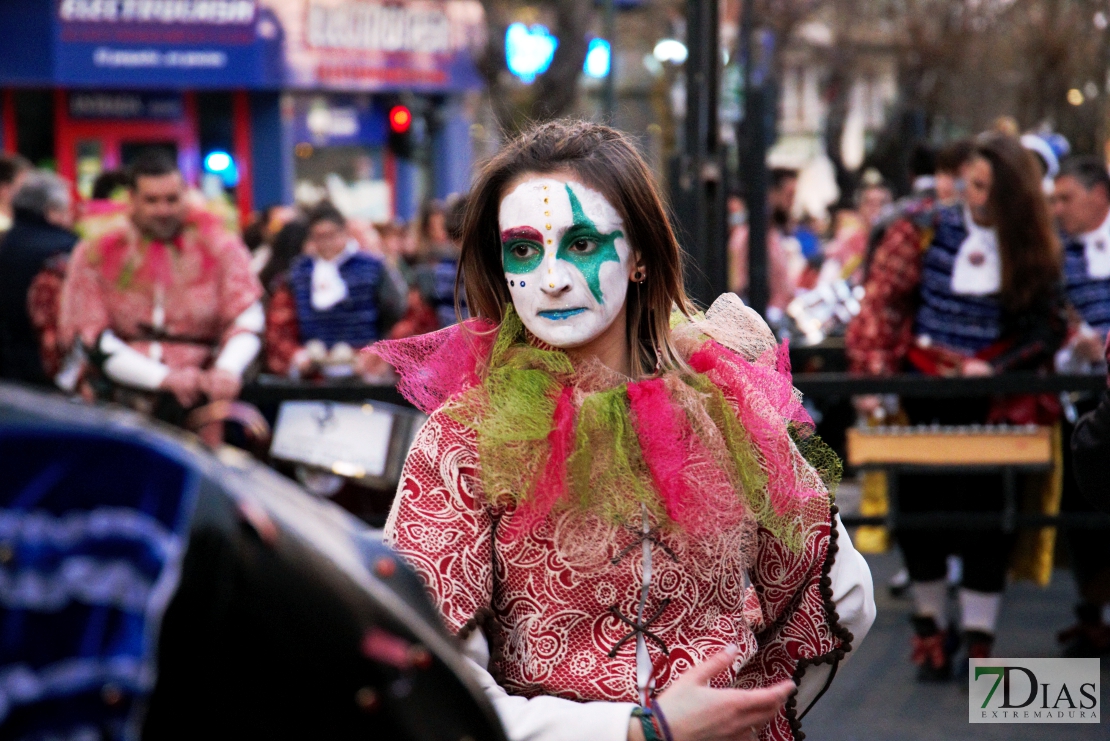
544 210 551 217
542 185 548 190
547 238 553 244
549 283 555 288
543 197 549 203
545 223 552 230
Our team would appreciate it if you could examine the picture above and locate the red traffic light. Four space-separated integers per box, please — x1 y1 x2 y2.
389 105 412 134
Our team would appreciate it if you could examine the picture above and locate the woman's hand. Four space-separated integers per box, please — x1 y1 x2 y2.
961 358 994 377
1073 332 1105 363
629 646 795 741
852 394 883 418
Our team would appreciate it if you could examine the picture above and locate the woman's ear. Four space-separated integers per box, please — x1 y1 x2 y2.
629 253 647 282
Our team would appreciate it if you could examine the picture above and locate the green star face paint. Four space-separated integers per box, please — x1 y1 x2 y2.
558 184 624 304
499 176 632 348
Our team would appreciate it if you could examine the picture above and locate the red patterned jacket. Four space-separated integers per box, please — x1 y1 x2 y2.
385 409 859 740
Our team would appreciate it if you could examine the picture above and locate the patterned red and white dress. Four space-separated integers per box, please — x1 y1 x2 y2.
385 352 874 740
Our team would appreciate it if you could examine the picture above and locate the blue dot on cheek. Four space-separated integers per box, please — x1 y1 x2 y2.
520 280 526 287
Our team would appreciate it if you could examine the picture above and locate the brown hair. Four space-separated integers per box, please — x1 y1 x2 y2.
304 200 346 230
973 134 1061 311
0 153 30 186
935 138 974 175
457 120 694 375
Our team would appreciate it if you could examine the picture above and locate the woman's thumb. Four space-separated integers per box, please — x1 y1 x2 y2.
677 645 738 686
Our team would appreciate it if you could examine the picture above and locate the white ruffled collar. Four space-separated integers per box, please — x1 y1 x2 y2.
310 239 359 311
950 208 1001 296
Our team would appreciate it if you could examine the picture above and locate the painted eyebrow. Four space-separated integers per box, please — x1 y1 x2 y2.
562 222 603 239
500 226 544 243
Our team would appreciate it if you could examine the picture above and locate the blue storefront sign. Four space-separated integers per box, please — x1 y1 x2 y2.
53 0 283 88
0 0 486 93
291 94 388 147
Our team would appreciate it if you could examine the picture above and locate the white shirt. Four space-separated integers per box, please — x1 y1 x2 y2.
1079 208 1110 280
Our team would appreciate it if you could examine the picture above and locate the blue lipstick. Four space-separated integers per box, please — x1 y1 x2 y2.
538 308 587 321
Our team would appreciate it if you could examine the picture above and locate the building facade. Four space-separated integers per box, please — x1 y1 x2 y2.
0 0 485 223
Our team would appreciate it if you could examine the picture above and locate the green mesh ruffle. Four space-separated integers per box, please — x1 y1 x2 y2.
439 306 834 549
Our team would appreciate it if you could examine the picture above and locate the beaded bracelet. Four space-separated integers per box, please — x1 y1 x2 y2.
649 699 675 741
631 707 662 741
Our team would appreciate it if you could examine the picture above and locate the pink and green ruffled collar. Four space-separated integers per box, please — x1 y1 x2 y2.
373 297 839 550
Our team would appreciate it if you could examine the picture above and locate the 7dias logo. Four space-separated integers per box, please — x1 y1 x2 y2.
969 658 1100 723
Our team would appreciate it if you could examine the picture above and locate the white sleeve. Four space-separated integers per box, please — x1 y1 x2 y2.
461 632 636 741
793 513 876 716
214 301 264 377
99 330 170 390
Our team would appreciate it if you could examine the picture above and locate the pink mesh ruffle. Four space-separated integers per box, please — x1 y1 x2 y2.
628 378 690 524
380 310 825 542
689 339 820 517
628 377 746 535
508 385 576 538
371 319 497 414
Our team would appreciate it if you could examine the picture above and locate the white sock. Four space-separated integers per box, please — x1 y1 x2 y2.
913 580 949 629
960 588 1001 634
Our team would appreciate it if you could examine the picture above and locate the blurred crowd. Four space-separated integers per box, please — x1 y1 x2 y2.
246 191 467 380
0 150 468 415
726 122 1089 355
727 119 1110 670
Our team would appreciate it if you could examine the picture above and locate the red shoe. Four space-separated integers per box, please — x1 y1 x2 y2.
1058 604 1110 658
964 630 994 660
911 616 952 681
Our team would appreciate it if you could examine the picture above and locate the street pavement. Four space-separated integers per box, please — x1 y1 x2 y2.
802 549 1108 740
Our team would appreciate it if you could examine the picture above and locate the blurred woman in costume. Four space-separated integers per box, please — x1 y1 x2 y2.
847 133 1065 676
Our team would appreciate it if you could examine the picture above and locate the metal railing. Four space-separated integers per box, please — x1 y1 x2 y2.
240 372 1110 530
793 371 1107 398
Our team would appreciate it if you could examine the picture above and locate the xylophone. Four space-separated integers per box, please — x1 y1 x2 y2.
846 424 1054 468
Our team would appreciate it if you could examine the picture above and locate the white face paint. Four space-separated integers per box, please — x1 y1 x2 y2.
498 176 632 347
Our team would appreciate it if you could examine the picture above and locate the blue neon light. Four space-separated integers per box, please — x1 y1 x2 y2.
204 151 232 173
203 150 239 187
584 38 611 79
505 23 557 84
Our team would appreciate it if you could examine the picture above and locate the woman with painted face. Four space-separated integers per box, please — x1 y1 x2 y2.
847 133 1066 678
375 121 875 741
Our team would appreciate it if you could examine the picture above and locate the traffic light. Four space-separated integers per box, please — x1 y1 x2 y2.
389 105 412 133
388 104 413 158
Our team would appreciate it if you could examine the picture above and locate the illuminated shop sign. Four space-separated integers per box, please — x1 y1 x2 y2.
306 2 452 54
0 0 484 92
58 0 256 24
68 91 184 118
281 0 486 91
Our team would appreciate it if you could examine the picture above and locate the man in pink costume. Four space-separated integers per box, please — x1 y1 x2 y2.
58 151 263 424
